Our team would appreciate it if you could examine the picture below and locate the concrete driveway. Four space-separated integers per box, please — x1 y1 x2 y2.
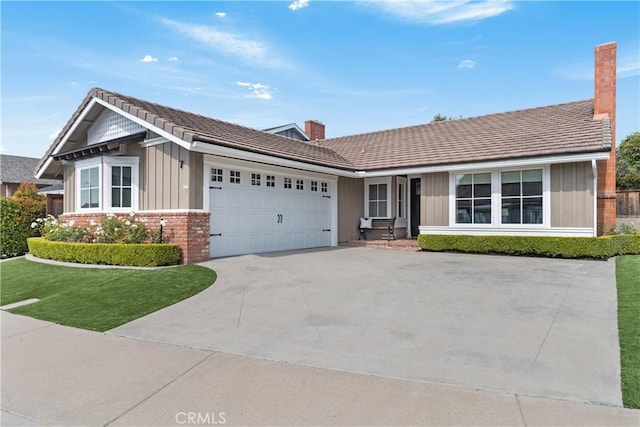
110 247 622 406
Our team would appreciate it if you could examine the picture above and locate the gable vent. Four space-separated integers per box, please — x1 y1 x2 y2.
87 109 146 145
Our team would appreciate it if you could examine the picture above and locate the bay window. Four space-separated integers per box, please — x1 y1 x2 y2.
75 156 138 212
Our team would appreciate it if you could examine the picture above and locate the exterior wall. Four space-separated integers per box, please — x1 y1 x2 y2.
337 176 364 242
141 142 196 210
58 211 210 264
63 164 75 213
421 172 449 226
550 162 594 228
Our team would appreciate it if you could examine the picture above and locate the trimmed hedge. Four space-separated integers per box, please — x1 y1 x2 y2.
417 234 640 260
1 199 30 257
27 237 181 267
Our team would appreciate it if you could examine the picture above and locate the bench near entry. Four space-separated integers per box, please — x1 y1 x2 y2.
359 217 396 241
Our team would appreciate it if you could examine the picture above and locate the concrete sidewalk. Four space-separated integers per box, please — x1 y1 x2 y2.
2 312 638 426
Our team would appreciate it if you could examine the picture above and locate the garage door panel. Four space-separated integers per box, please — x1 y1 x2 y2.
209 165 333 258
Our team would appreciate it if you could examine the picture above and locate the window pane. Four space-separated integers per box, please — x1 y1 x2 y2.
378 184 387 200
90 189 99 208
502 198 521 224
122 188 132 208
369 201 378 217
378 201 387 217
456 174 472 198
474 182 491 198
112 188 120 207
474 198 491 223
112 167 121 187
81 189 90 208
81 169 90 188
523 197 543 224
369 184 377 200
456 200 472 223
122 167 132 187
523 169 542 182
502 181 520 197
89 167 99 187
522 181 542 196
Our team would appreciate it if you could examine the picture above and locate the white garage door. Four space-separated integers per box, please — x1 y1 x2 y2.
208 163 333 258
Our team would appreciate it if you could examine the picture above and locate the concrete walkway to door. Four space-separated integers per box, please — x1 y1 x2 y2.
111 247 623 406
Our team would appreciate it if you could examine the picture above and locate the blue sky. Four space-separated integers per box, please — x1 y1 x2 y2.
2 1 639 159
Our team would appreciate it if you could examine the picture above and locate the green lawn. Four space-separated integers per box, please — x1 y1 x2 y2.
617 255 640 409
0 258 216 332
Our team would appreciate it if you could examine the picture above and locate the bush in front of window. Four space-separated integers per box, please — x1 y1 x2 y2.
27 237 180 267
33 213 158 244
417 234 640 260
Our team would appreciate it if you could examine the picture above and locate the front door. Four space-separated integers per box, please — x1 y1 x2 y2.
410 178 421 237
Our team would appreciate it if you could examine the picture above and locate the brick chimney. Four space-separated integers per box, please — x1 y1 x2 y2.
594 42 616 234
305 120 325 141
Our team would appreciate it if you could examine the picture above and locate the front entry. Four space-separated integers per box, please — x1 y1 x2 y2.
410 178 421 237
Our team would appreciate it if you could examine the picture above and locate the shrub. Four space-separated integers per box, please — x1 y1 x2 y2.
27 237 181 267
417 234 640 260
1 199 30 257
0 183 47 258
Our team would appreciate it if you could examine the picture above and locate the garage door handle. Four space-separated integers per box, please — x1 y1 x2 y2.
322 229 331 232
209 186 222 190
210 233 222 237
322 195 330 199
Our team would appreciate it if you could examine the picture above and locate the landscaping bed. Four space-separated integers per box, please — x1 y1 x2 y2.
616 255 640 409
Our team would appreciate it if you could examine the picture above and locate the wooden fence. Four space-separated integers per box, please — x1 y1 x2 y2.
617 189 640 217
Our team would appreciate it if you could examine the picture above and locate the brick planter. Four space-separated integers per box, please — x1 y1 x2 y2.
59 211 210 264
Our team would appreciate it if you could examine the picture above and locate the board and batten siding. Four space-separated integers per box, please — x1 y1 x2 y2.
63 164 75 213
140 142 203 210
337 176 364 242
550 162 594 228
421 172 449 226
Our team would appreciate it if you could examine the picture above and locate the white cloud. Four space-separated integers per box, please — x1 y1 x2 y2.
365 0 514 25
458 59 476 69
159 17 288 69
215 12 227 18
168 56 179 62
236 81 273 100
140 54 158 63
289 0 309 11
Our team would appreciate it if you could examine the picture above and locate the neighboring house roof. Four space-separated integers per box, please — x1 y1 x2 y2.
37 88 612 177
321 100 611 171
263 123 309 141
38 183 64 194
0 154 60 185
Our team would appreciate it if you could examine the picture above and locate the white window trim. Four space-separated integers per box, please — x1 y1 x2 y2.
74 156 139 213
104 156 139 212
364 176 392 219
75 157 103 212
448 166 550 229
397 176 408 227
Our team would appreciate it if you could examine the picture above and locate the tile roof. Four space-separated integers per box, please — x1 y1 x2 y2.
1 155 61 185
38 88 611 176
321 100 611 171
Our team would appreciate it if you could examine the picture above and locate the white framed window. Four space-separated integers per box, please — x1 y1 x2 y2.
296 179 304 190
110 166 132 208
104 156 138 212
76 156 138 212
251 173 261 186
321 182 328 193
266 175 275 187
501 169 543 225
455 172 492 224
311 181 318 192
230 170 241 184
79 166 101 210
365 177 391 218
397 177 407 220
284 177 292 189
448 167 548 227
211 168 223 183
